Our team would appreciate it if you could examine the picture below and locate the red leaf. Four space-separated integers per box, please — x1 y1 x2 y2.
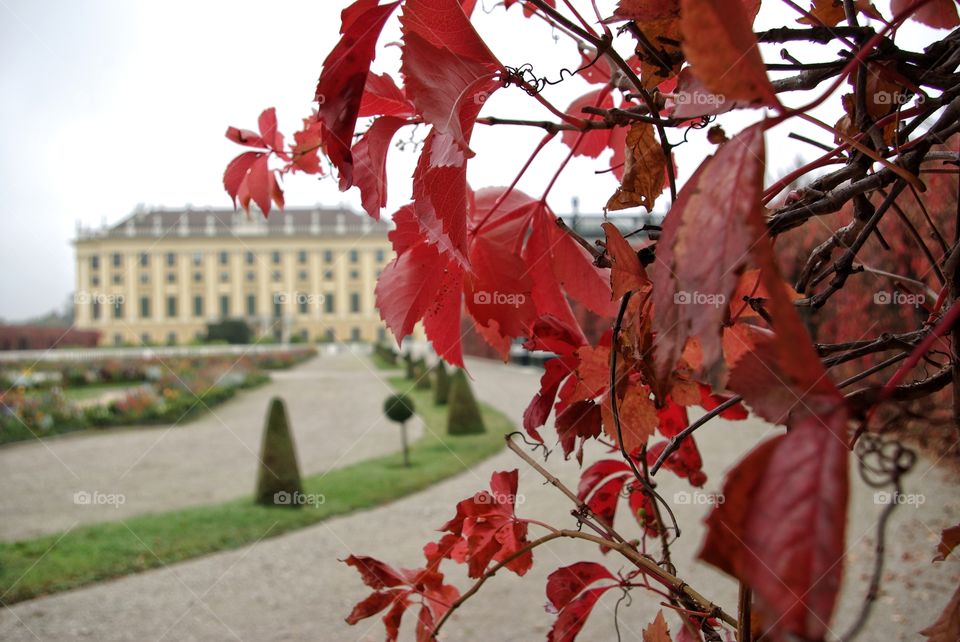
523 356 577 440
698 383 749 419
375 241 448 341
934 523 960 562
700 411 849 640
546 562 616 610
547 586 613 642
246 154 275 216
680 0 777 105
894 0 960 29
643 611 674 641
359 73 417 118
400 0 503 163
652 124 766 386
223 151 261 208
555 400 603 462
423 257 466 367
352 116 408 220
315 0 401 190
602 222 650 299
577 458 630 500
585 475 628 528
601 385 658 453
257 107 284 151
560 89 615 158
411 130 472 263
610 0 680 21
345 589 406 624
921 583 960 642
646 439 706 486
344 555 409 589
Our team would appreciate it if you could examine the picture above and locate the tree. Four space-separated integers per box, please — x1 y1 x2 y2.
225 0 960 639
433 360 451 405
254 397 303 506
384 393 415 466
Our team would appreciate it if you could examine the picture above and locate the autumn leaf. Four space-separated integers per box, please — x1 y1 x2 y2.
643 611 673 642
358 73 417 118
680 0 778 105
602 221 651 299
934 523 960 562
555 400 603 462
546 562 616 611
894 0 960 29
798 0 882 26
652 124 766 386
601 385 658 453
315 0 401 190
633 15 684 90
606 123 667 212
351 116 409 220
921 583 960 642
561 88 615 158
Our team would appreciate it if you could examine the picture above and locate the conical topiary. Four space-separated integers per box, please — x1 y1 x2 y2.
447 369 485 435
434 360 451 405
414 358 431 390
255 397 304 506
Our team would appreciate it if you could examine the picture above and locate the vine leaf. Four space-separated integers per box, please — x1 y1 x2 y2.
315 0 401 190
680 0 778 105
893 0 960 29
606 123 667 212
797 0 882 26
352 116 409 220
933 523 960 562
921 583 960 642
602 221 651 299
643 611 674 642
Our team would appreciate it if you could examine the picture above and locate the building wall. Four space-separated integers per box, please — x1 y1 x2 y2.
74 231 394 346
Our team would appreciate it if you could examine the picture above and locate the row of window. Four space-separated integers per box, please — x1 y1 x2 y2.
89 267 378 287
114 326 387 347
90 248 388 270
90 292 365 321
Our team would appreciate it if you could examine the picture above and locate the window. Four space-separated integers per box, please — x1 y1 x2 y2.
192 251 203 266
92 301 101 320
273 298 282 318
112 253 122 267
91 275 100 286
272 250 281 264
272 270 282 282
349 249 359 263
90 256 100 270
112 274 122 285
166 332 177 345
139 274 149 284
298 250 307 264
350 292 360 313
375 249 385 263
166 272 176 283
349 270 359 280
114 334 124 346
139 253 149 267
141 333 151 345
220 272 229 283
166 296 178 318
245 251 255 265
219 295 230 317
193 272 203 283
140 296 151 319
219 251 229 265
193 295 204 317
324 270 334 281
324 293 335 314
298 270 308 281
112 301 124 319
246 294 256 316
325 328 336 341
166 252 176 267
298 296 308 314
323 250 333 263
351 327 361 341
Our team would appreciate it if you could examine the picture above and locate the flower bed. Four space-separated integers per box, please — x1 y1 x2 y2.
0 348 313 445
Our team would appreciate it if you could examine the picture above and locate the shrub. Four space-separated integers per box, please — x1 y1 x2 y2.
254 397 304 507
433 361 450 405
446 370 485 435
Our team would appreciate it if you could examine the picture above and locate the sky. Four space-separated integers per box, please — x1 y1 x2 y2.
0 0 941 320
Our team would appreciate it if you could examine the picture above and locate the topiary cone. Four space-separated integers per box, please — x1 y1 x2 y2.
447 369 485 435
414 358 431 390
404 353 416 379
434 360 451 405
255 397 304 506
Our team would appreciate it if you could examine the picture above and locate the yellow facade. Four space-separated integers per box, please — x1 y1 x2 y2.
73 206 394 346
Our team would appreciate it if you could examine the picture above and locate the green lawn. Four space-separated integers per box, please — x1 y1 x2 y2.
0 375 508 605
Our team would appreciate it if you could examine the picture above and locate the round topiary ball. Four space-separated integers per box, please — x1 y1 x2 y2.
383 393 415 424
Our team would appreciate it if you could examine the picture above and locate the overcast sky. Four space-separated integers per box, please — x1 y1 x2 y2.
0 0 940 320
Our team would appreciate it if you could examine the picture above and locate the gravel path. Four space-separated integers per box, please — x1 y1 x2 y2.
0 351 421 541
1 358 957 641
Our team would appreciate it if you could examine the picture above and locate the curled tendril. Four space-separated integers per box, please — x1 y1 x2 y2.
503 47 607 95
613 587 633 642
506 430 552 460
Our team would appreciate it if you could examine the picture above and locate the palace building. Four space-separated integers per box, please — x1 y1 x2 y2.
73 206 393 346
